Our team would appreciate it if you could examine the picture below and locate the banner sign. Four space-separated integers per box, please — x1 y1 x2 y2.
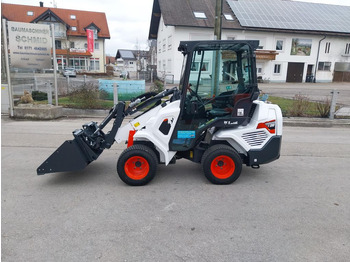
86 29 94 52
8 21 52 69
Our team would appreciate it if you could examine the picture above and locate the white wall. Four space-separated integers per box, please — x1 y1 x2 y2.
156 19 350 83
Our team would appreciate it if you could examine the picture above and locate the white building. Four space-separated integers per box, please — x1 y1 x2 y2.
115 49 150 79
148 0 350 83
2 2 110 73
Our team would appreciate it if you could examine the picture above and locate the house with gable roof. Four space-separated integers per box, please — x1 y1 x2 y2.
1 2 110 73
148 0 350 83
115 49 151 79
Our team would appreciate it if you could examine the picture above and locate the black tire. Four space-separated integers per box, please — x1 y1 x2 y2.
201 144 242 184
117 144 158 186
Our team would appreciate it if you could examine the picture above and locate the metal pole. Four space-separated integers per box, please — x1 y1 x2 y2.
2 19 14 117
113 82 118 105
51 24 58 106
314 35 326 83
214 0 223 40
329 89 339 120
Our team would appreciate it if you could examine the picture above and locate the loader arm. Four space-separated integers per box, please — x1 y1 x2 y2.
37 88 179 175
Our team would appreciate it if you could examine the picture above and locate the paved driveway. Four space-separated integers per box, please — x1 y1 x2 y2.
2 117 350 261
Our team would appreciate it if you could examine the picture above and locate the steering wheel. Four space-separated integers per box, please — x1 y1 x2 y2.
187 86 205 106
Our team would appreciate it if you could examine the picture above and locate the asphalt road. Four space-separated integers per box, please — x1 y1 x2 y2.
2 117 350 261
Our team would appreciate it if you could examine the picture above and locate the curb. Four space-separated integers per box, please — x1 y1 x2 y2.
283 117 350 128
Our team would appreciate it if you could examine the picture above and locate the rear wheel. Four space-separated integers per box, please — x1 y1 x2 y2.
117 144 158 186
201 144 242 184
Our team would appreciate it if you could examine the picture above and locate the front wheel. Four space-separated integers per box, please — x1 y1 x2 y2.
117 144 158 186
201 144 242 184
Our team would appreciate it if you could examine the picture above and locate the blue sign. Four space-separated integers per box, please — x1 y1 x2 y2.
178 131 196 139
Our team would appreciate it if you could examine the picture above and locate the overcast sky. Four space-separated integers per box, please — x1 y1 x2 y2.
2 0 350 56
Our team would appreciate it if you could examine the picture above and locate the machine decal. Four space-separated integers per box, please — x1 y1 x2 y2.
237 108 244 116
178 131 195 139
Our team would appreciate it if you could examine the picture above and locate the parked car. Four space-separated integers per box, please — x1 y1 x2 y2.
62 67 77 77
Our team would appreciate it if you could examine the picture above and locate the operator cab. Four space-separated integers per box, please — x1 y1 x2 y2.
170 40 260 151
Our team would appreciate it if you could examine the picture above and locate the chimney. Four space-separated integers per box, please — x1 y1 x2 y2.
39 2 44 7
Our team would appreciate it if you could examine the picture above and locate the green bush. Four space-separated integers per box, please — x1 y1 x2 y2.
99 89 112 100
32 91 48 101
150 80 164 93
316 97 331 118
68 83 101 109
288 93 310 117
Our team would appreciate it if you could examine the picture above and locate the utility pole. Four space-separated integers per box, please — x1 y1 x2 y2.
213 0 223 95
214 0 223 40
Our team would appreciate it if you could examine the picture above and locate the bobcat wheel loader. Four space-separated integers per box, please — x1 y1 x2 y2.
37 40 283 186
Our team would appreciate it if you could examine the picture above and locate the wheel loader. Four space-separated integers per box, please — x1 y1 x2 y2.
37 40 283 186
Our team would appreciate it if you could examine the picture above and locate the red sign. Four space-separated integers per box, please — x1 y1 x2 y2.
86 29 94 52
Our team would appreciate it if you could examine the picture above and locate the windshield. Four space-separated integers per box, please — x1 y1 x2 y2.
188 44 253 100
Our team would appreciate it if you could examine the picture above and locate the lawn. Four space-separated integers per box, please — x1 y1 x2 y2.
34 95 329 117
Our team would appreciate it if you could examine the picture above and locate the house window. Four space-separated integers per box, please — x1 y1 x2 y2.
70 15 76 20
318 62 331 71
55 40 62 49
345 43 350 54
257 67 262 74
94 42 99 50
325 42 331 53
224 14 234 21
191 62 209 72
129 61 134 65
90 58 100 71
276 40 283 51
274 64 281 74
27 11 34 16
84 43 88 49
167 59 172 73
193 12 207 19
69 57 87 70
71 26 77 31
86 28 98 39
162 39 166 52
168 35 172 50
70 42 75 48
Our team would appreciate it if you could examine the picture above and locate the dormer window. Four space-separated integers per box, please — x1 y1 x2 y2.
27 11 34 16
70 15 76 20
193 12 207 19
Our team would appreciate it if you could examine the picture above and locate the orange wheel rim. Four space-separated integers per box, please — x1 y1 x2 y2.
124 156 149 180
210 155 235 179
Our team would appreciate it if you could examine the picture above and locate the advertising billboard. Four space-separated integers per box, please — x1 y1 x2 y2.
8 21 52 69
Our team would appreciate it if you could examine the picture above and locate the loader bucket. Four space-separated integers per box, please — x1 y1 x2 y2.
37 102 127 176
37 139 94 175
37 126 105 175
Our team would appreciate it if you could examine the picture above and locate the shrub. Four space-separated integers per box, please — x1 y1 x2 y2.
150 80 164 93
316 97 331 118
288 93 310 117
32 91 48 101
99 89 112 100
68 83 101 109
